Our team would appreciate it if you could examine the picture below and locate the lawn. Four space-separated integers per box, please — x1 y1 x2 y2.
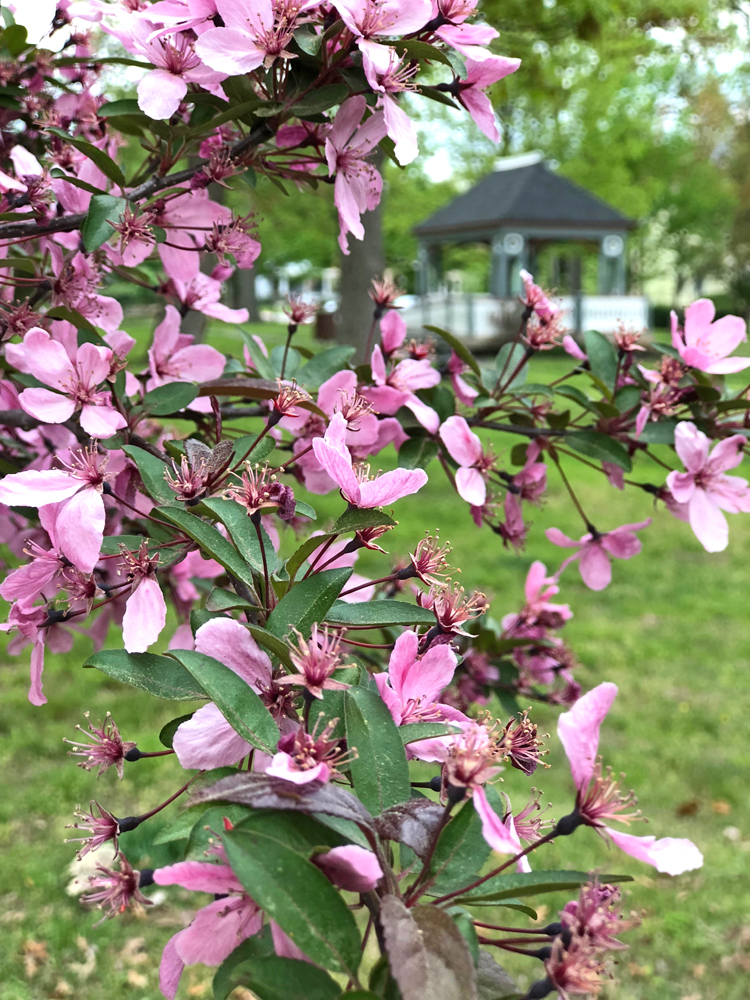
0 320 747 1000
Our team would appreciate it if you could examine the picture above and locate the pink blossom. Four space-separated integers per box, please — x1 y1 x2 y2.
325 96 388 253
312 413 427 507
265 721 346 784
374 630 468 761
665 421 750 552
671 298 750 374
365 343 440 433
447 350 479 406
154 856 263 999
456 55 521 142
546 519 651 591
562 334 587 362
558 683 703 876
172 618 272 769
0 447 111 573
332 0 432 39
473 787 529 871
519 269 559 324
380 309 407 357
168 270 249 324
503 561 572 633
195 0 298 76
0 604 49 705
123 20 226 119
313 845 383 892
12 328 126 438
359 41 418 165
121 545 167 654
0 505 64 608
147 305 226 391
439 415 493 506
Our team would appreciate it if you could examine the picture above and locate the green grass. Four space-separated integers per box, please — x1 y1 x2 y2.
1 328 748 999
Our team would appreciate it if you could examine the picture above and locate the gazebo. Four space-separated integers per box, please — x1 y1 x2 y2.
402 152 648 344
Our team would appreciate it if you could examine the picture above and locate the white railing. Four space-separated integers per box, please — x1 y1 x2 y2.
400 293 650 342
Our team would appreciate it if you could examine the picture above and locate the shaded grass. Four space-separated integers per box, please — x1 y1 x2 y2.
0 329 748 999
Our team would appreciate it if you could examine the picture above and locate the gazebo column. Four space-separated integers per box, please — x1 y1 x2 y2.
490 234 508 297
417 242 443 295
598 234 626 294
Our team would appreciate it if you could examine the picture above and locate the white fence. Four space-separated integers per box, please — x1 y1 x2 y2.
400 293 650 344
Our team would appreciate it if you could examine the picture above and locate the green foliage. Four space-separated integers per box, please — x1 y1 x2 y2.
222 827 362 975
167 649 280 754
345 687 411 815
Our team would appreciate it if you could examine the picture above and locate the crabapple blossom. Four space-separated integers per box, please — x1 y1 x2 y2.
671 298 750 374
666 421 750 552
546 519 651 591
312 413 428 507
557 684 703 875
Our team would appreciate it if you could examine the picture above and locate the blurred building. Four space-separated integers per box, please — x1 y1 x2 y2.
405 152 649 346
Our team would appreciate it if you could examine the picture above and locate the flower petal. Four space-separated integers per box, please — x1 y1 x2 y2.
605 827 703 876
557 682 618 790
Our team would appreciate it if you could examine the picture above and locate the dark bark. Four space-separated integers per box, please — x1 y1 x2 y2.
232 267 261 323
336 150 385 362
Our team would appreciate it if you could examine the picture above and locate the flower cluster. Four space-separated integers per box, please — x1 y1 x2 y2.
0 6 734 999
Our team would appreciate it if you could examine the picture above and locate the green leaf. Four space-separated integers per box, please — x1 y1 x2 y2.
332 508 396 535
285 534 332 582
201 497 273 576
294 24 322 55
81 195 127 252
122 445 175 505
245 624 294 669
156 505 256 589
453 870 633 904
565 429 632 471
213 928 276 1000
265 568 352 640
326 600 435 628
49 168 108 198
494 344 528 391
427 800 491 894
46 306 99 334
231 432 276 466
218 955 341 1000
45 127 126 188
159 712 194 748
297 346 355 388
83 650 206 701
294 500 317 520
398 435 438 470
583 330 618 394
188 99 263 134
99 99 142 116
169 649 279 754
345 687 410 815
638 419 677 444
222 827 362 975
2 24 29 57
615 384 641 413
399 722 457 745
554 385 596 411
152 804 209 845
240 331 275 379
294 84 350 115
422 325 480 377
206 587 253 612
142 381 199 416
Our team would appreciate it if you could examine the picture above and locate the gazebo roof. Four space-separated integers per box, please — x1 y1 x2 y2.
414 158 635 240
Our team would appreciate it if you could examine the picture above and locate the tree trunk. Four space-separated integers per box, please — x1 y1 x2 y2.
232 268 261 323
336 151 385 362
